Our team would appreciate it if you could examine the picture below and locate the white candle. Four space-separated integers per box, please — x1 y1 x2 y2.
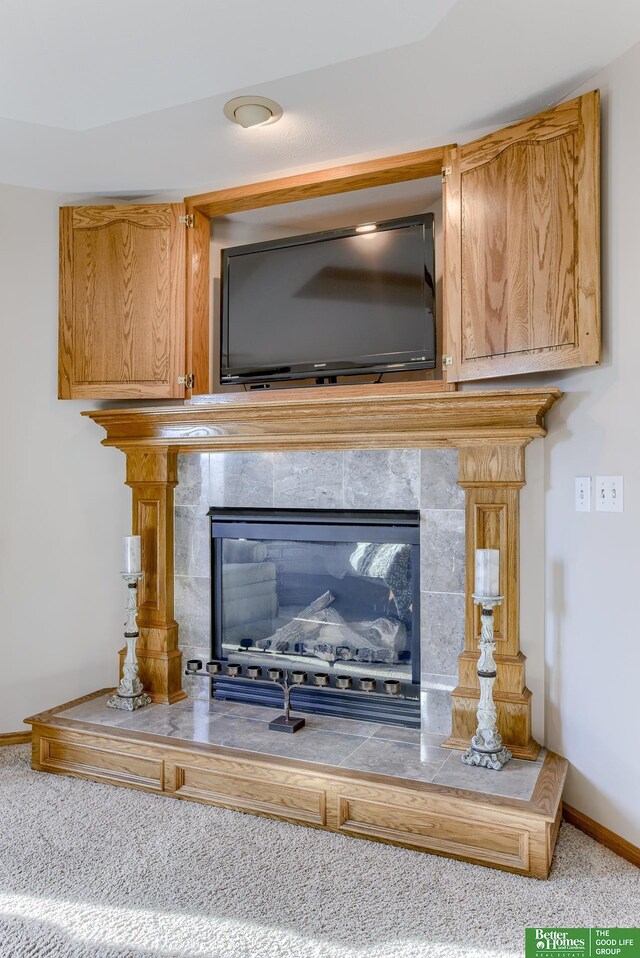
475 549 499 597
122 535 141 575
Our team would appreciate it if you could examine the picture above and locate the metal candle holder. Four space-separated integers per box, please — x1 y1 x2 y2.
461 595 512 771
107 572 152 712
185 660 409 733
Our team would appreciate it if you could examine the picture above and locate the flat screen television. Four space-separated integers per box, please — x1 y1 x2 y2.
220 213 436 385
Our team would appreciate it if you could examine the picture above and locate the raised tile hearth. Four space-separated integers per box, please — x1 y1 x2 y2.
60 693 544 801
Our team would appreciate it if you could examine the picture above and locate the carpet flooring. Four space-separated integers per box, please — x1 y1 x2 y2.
0 745 638 958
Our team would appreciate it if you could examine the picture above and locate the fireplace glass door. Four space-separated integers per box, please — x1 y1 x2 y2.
209 509 420 725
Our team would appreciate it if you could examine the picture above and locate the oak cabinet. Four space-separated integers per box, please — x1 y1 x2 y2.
443 91 600 382
58 91 599 399
58 203 209 399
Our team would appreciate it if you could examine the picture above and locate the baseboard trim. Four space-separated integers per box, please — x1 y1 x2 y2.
0 730 31 746
563 803 640 868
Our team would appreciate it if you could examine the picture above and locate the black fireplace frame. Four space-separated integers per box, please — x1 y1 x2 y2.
208 507 421 727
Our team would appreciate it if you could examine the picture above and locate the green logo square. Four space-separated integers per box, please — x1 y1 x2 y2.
526 930 640 958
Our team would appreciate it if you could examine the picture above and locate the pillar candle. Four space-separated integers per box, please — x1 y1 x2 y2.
475 548 499 597
122 535 141 575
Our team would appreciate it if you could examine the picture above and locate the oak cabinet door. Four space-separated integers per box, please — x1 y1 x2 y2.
443 91 600 382
58 204 187 399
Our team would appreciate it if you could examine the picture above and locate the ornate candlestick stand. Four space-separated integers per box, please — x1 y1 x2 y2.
107 572 152 711
461 594 512 771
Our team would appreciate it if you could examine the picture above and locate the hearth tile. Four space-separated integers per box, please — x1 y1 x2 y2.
62 694 143 728
273 451 344 509
117 702 220 742
176 454 210 507
195 712 367 764
432 750 545 800
180 649 213 701
421 591 465 676
420 509 465 594
343 449 420 509
420 687 453 736
420 449 464 510
339 737 448 781
371 725 421 745
231 703 380 738
210 452 274 508
174 506 210 578
175 577 211 649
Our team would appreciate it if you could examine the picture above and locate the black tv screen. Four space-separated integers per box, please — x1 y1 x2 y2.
220 213 435 384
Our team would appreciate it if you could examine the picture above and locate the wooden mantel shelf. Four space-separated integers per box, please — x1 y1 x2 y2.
83 383 562 453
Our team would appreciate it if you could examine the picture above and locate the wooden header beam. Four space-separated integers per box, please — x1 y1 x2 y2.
185 145 454 218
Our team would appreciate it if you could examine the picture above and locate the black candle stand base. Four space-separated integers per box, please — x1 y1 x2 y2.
268 714 306 733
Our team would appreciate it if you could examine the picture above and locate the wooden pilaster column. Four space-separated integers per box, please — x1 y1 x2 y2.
445 442 539 760
122 448 186 704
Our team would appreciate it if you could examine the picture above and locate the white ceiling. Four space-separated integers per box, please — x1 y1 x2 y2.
1 0 640 195
0 0 457 129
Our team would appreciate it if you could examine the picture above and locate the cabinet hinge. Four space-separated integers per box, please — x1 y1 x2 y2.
442 355 453 369
179 213 195 228
441 166 452 181
178 373 195 388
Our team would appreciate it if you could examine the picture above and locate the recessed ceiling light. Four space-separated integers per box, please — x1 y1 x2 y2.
355 223 377 233
223 96 283 129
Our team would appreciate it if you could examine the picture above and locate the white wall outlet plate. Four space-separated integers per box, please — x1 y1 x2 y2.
575 476 592 512
595 476 624 512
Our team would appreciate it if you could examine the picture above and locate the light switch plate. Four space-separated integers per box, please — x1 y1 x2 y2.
575 476 591 512
595 476 624 512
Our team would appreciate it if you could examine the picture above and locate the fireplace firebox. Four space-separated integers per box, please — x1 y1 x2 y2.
208 508 421 726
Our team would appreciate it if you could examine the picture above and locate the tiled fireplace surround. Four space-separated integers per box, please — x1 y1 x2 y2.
174 448 465 738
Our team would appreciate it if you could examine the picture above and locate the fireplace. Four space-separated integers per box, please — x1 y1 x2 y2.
208 508 421 726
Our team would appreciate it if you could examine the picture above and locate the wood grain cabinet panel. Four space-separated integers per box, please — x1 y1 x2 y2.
39 737 163 790
59 204 190 399
171 763 326 825
444 91 600 382
337 795 529 872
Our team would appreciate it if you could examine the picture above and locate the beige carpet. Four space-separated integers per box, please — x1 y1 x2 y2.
0 746 638 958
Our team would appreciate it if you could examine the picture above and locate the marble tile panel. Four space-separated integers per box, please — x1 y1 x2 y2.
231 703 380 738
196 711 367 766
433 750 545 801
175 576 211 650
175 454 210 507
62 694 144 728
421 687 453 737
116 702 221 744
421 591 465 676
339 736 450 782
420 449 464 510
343 449 420 510
273 451 344 509
174 506 211 578
210 452 274 508
180 646 212 701
420 508 465 594
372 724 421 745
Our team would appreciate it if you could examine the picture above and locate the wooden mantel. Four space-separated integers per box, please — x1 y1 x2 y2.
84 383 561 758
84 382 561 452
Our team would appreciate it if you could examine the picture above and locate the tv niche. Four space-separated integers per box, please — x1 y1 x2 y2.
220 213 436 386
208 508 421 727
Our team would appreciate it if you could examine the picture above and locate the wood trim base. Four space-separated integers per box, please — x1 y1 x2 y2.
0 730 31 746
563 803 640 869
25 691 568 879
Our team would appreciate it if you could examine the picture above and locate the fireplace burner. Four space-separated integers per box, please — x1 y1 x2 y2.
208 507 421 726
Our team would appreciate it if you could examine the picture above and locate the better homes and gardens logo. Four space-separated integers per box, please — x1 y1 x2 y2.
526 930 640 958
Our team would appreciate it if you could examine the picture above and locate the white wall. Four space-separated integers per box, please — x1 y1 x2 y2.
0 183 129 732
